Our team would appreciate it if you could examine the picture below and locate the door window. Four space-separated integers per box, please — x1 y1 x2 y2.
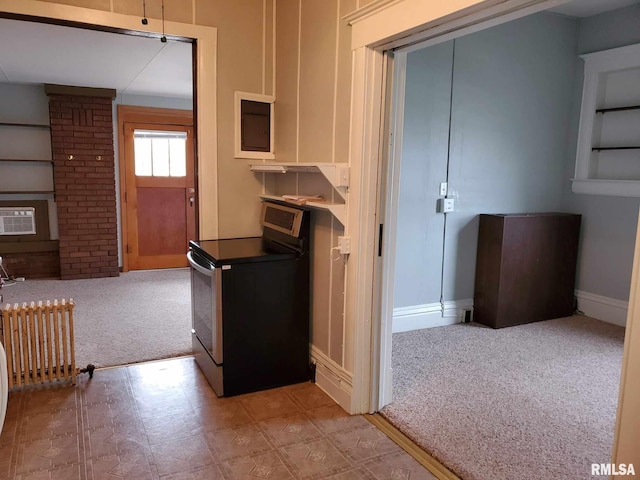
134 130 187 177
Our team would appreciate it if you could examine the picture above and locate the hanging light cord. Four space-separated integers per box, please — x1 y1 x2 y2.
141 0 148 25
160 0 167 43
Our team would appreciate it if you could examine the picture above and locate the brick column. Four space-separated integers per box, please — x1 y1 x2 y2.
46 86 119 279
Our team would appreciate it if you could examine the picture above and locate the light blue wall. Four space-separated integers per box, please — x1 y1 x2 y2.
577 4 640 55
394 42 452 308
394 13 579 307
562 4 640 301
445 13 578 300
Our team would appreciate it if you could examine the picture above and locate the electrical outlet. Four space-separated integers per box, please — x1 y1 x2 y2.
437 198 455 213
439 182 448 196
338 236 351 254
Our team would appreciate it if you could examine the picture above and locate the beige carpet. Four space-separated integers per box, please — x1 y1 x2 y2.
0 269 191 368
381 316 625 480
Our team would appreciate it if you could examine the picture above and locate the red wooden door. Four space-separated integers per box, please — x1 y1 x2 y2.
124 123 195 270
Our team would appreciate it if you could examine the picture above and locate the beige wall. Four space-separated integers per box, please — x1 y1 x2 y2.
31 0 272 240
195 0 273 238
273 0 354 368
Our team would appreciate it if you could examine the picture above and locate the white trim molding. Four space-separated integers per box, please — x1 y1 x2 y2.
343 0 400 25
310 346 352 412
571 179 640 197
575 290 628 327
392 299 473 333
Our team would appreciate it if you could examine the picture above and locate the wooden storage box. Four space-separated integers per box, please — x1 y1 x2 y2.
473 213 581 329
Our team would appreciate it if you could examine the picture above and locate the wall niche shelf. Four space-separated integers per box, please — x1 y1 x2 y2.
0 158 53 163
592 146 640 151
0 122 50 128
573 42 640 197
596 105 640 114
0 191 55 195
250 162 349 225
250 162 349 201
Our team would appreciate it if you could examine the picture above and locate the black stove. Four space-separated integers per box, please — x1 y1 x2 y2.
187 200 311 397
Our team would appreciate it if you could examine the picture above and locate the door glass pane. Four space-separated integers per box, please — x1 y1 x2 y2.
134 130 187 177
151 138 170 176
134 137 152 176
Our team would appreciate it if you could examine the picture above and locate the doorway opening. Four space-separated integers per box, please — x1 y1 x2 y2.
0 9 204 369
118 106 195 271
372 1 636 478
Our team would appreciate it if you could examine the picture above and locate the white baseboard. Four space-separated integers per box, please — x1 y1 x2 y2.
392 299 473 333
310 345 352 412
575 290 628 327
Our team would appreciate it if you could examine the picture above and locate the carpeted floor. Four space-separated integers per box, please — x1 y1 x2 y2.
0 269 192 368
381 316 625 480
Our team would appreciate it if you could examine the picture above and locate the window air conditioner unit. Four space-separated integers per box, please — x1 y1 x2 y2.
0 207 36 235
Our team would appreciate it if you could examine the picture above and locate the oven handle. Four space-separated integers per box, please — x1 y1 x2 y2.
187 251 215 277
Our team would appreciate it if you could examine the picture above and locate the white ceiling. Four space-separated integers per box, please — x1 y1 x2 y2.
549 0 639 18
0 18 192 99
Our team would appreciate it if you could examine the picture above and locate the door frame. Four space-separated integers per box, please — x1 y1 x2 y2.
117 105 194 272
346 0 588 413
0 0 219 257
354 0 640 467
372 50 406 410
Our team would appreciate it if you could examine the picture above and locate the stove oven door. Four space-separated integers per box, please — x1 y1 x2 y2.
187 250 224 395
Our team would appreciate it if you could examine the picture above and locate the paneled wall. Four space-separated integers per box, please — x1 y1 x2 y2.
273 0 355 368
34 0 274 241
195 0 275 239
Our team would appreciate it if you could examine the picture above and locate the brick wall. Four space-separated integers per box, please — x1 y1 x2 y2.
48 93 119 280
2 252 61 280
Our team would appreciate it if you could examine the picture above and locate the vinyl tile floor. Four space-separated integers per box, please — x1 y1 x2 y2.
0 356 436 479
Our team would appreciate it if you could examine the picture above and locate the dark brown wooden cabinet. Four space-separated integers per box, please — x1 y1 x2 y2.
473 213 581 329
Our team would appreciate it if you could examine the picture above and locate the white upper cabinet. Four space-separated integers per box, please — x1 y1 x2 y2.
573 43 640 197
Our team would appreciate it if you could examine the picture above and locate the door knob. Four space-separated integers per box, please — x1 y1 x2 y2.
189 197 195 206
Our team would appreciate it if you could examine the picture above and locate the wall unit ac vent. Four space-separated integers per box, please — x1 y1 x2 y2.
0 207 36 235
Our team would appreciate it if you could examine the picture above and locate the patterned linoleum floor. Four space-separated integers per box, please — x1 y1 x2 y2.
0 356 436 479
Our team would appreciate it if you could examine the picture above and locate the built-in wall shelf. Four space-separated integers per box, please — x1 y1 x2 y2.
571 179 640 197
0 240 59 254
0 191 55 195
596 105 640 114
0 158 53 163
592 146 640 151
573 42 640 196
250 162 349 201
259 194 346 225
0 122 50 128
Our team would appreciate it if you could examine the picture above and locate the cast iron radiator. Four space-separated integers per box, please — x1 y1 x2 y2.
0 299 94 388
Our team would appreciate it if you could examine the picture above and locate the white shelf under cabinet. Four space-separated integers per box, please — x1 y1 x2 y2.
259 194 346 225
250 162 349 225
249 162 349 201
